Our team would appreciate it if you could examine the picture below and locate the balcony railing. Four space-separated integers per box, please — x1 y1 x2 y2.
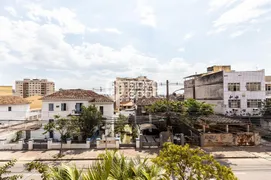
266 91 271 96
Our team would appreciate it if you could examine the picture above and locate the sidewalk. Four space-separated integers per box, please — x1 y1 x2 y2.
1 146 271 161
0 149 159 161
203 146 271 159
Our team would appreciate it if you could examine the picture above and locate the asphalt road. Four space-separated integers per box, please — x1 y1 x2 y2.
2 158 271 180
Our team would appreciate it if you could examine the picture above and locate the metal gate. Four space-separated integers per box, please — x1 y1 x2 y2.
23 140 28 150
33 140 47 150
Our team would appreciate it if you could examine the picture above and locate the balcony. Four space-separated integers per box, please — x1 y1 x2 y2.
266 91 271 96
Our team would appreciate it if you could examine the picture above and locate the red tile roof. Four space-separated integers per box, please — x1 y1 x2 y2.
136 96 162 106
0 96 30 105
41 89 113 102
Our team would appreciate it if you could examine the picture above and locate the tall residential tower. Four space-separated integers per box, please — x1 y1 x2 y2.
15 79 55 98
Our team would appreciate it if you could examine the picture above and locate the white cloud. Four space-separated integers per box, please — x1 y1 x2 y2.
135 0 156 27
230 30 246 38
213 0 271 29
178 47 185 52
24 4 85 34
208 0 238 11
88 28 100 33
183 32 194 40
4 7 17 17
104 28 122 34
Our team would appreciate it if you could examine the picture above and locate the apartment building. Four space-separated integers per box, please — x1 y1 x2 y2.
184 65 266 116
266 76 271 101
15 79 55 98
114 76 157 110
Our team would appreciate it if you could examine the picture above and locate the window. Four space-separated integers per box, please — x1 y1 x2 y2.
247 99 262 108
228 83 240 91
246 82 261 91
228 100 241 108
99 106 104 115
49 103 54 111
8 107 12 111
61 103 67 111
75 103 83 113
266 84 271 91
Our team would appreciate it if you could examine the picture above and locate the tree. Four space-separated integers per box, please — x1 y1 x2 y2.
153 143 237 180
43 115 76 157
74 105 102 139
114 114 127 135
183 98 214 122
146 100 185 114
0 159 22 180
25 151 169 180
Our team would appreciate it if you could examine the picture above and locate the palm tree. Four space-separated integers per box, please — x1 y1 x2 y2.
26 151 169 180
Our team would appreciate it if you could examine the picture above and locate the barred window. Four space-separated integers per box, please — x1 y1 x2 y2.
228 100 241 108
246 82 261 91
247 99 262 108
228 83 240 91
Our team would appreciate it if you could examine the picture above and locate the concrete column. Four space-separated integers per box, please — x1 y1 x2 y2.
66 138 71 149
200 134 204 147
226 125 229 133
18 139 23 150
180 133 185 146
136 138 140 149
96 138 101 149
115 138 120 149
247 124 250 132
28 139 33 150
203 125 206 133
86 138 91 149
47 138 52 150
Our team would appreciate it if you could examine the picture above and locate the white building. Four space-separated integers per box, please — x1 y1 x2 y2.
184 66 266 116
0 96 30 120
266 76 271 100
114 76 157 110
41 89 114 121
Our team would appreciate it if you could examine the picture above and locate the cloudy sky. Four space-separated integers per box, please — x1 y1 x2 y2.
1 0 271 94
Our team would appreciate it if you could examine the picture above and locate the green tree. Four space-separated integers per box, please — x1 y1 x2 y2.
43 115 76 157
146 100 184 114
153 143 237 180
183 98 214 121
25 151 169 180
114 114 127 135
0 159 22 180
261 99 271 116
74 105 102 139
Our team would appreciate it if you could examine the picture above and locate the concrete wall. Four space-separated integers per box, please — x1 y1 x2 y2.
0 140 23 150
0 104 30 120
223 70 266 116
195 71 224 100
201 132 261 147
42 100 114 121
184 79 194 99
201 133 233 147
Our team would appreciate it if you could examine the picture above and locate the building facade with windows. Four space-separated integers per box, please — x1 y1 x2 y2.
184 65 266 116
15 79 55 98
41 89 114 121
0 96 30 120
114 76 157 110
266 76 271 100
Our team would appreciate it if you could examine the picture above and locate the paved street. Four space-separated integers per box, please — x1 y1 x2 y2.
1 158 271 180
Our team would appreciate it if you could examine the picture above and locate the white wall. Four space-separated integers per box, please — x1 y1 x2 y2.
90 102 114 119
223 70 266 116
41 100 89 121
0 104 30 120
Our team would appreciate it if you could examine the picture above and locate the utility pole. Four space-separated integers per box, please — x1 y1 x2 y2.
166 80 171 127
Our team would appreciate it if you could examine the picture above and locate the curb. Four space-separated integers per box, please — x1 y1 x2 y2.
0 156 261 162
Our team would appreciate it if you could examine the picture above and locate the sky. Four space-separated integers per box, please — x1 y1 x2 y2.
0 0 271 95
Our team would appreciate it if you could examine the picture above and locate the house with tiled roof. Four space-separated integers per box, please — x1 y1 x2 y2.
41 89 114 123
0 96 30 120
